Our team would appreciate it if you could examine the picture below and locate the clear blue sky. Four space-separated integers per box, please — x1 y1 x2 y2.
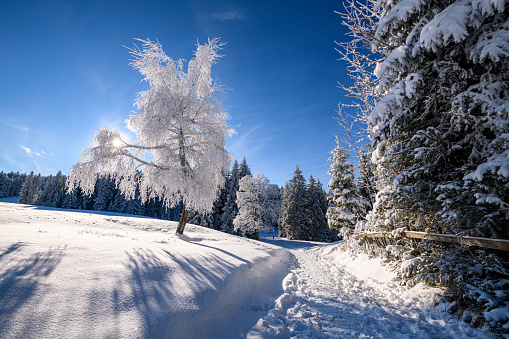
0 0 353 188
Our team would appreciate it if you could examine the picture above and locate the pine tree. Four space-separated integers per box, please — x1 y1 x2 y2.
234 175 263 239
188 210 213 227
0 172 12 198
220 160 240 233
10 172 26 197
239 157 252 178
363 0 509 239
18 171 34 204
37 175 54 206
307 176 332 242
51 171 67 208
340 0 509 328
279 166 309 240
326 143 368 234
93 175 115 211
211 182 228 230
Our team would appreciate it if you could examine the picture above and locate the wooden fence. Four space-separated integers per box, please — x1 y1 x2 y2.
356 231 509 252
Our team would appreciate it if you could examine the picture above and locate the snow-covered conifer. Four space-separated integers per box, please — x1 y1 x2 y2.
307 176 332 242
0 172 12 198
93 175 115 211
239 157 252 178
366 0 509 238
279 166 309 240
339 0 509 328
326 142 368 233
18 171 33 204
221 160 240 233
67 38 232 234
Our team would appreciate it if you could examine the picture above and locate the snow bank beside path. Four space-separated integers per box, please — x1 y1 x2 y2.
0 202 291 338
249 241 494 338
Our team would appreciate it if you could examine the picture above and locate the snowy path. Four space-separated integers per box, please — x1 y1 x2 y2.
249 238 493 338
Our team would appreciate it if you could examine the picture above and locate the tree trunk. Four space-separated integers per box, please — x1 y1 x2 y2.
176 202 188 234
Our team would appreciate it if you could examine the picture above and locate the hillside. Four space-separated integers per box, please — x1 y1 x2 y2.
0 200 290 338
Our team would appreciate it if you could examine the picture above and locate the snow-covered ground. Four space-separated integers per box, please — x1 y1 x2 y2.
0 200 290 338
0 199 495 338
250 237 494 338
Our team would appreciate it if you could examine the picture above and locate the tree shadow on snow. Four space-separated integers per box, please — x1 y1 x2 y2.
0 244 65 334
259 237 325 250
176 235 250 265
122 247 272 339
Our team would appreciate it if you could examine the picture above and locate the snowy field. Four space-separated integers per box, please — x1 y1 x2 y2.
0 199 495 338
0 199 290 338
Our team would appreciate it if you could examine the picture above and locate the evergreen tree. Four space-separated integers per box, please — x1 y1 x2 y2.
279 166 309 240
37 175 54 206
211 182 228 230
62 187 82 210
18 171 34 204
239 157 252 178
188 210 213 227
93 175 115 211
307 176 332 242
326 143 368 233
366 0 509 238
220 160 240 233
51 171 67 208
0 172 12 198
340 0 509 328
29 174 44 205
10 172 26 197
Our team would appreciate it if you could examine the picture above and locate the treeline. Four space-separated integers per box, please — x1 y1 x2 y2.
279 166 338 242
6 170 182 220
2 158 338 242
0 171 26 198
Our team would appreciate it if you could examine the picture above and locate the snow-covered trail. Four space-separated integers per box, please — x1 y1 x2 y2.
249 238 493 338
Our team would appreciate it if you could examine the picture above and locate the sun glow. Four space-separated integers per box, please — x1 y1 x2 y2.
112 138 123 147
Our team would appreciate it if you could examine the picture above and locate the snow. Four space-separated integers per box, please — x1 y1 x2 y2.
249 238 494 338
0 200 495 338
0 201 290 338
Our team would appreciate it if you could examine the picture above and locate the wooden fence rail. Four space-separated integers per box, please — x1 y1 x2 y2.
356 231 509 252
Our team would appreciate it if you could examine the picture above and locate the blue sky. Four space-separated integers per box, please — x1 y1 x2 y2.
0 0 354 188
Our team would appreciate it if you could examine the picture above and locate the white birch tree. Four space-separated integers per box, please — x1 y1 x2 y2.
67 38 233 234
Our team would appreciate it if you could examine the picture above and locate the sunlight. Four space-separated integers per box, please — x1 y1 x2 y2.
112 138 123 147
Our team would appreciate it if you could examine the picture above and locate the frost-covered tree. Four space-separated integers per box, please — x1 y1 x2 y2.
234 173 278 240
338 0 509 329
326 142 369 234
67 38 232 234
234 175 263 239
367 0 509 238
261 183 282 230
